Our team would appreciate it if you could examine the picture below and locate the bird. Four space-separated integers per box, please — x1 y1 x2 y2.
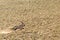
0 21 25 34
12 21 25 30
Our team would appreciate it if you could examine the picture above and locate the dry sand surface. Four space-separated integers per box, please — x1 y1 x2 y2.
0 0 60 40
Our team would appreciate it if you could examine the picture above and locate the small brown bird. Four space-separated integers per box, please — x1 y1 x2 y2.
0 21 25 34
12 21 25 30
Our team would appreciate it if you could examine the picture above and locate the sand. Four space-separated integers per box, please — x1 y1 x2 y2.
0 0 60 40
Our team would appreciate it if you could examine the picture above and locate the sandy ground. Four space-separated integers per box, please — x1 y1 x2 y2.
0 0 60 40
